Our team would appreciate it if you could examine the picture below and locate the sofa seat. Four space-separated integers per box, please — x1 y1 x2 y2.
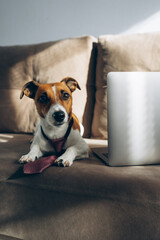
0 133 160 240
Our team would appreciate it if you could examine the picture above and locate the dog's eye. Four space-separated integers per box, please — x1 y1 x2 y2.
61 91 70 100
38 93 49 103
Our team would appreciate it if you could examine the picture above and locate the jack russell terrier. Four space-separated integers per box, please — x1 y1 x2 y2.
19 77 89 168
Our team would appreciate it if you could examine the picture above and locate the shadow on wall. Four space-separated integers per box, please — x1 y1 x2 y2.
122 11 160 34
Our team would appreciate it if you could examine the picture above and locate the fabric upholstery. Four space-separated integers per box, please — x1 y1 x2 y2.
92 32 160 139
0 36 97 137
0 134 160 240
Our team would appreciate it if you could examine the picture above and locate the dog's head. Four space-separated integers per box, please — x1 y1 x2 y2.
20 77 81 127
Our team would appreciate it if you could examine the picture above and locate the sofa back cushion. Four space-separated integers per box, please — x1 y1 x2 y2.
92 32 160 139
0 36 97 137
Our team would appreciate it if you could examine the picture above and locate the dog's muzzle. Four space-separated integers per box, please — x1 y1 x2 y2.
52 111 65 123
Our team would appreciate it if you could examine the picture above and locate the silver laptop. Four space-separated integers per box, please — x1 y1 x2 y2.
93 72 160 166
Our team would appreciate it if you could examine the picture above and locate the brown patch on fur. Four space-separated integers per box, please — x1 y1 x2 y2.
54 82 73 116
35 84 56 118
61 77 81 92
22 81 81 130
34 82 73 118
71 113 80 132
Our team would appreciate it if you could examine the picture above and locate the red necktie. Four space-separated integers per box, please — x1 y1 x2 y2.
23 118 73 174
23 155 58 174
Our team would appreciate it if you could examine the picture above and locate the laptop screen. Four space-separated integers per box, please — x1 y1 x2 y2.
107 72 160 166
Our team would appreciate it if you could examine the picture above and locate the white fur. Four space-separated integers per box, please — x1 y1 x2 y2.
19 87 89 167
52 86 57 101
19 121 88 166
44 103 69 135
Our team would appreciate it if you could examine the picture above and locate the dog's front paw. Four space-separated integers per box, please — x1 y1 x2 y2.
18 154 37 163
55 157 73 167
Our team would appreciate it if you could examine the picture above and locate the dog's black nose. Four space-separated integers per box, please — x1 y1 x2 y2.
53 111 65 123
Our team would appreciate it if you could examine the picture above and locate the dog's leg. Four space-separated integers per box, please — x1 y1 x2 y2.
19 143 43 163
55 142 89 167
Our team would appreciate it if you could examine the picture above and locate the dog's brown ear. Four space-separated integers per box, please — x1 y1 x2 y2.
20 81 39 99
61 77 81 92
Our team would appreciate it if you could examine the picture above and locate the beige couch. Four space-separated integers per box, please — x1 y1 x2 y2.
0 33 160 240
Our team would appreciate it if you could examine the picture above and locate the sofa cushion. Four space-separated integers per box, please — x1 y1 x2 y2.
92 32 160 139
0 133 159 202
0 36 97 137
0 133 159 200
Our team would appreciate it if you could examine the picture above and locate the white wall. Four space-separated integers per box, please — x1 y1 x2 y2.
0 0 160 46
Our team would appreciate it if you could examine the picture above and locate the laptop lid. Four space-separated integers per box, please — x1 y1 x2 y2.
107 72 160 166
